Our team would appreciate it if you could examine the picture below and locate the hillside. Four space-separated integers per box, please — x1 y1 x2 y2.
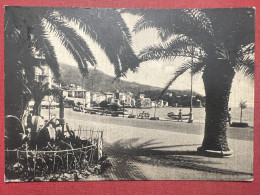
60 63 200 96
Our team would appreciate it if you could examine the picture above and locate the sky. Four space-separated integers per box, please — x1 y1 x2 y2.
51 12 255 108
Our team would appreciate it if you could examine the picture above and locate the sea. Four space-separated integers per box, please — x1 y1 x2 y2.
127 107 254 127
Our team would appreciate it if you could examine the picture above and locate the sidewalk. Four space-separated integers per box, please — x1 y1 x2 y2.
67 119 253 181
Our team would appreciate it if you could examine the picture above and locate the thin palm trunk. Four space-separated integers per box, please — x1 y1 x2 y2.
240 108 243 123
201 59 235 151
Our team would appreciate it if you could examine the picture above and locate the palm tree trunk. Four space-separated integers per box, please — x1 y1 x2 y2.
5 52 30 119
201 59 235 151
5 87 30 119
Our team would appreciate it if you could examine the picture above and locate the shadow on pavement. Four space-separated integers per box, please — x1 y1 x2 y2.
103 138 253 180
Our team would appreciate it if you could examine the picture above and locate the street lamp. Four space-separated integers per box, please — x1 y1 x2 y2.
48 96 53 120
188 44 194 123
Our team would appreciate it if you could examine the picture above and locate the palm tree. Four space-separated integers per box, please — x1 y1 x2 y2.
5 7 139 119
239 101 247 123
123 8 255 154
29 82 52 116
28 81 64 117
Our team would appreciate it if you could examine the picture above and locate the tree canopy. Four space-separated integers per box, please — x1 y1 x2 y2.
5 7 140 118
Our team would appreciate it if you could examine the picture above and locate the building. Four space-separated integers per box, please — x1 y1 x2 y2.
91 92 106 105
63 85 91 108
104 92 115 103
34 52 60 89
35 66 54 89
115 91 135 107
136 94 152 108
139 94 145 99
156 99 169 107
30 54 60 108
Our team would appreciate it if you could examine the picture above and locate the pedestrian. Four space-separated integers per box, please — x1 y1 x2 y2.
178 109 182 122
227 108 232 125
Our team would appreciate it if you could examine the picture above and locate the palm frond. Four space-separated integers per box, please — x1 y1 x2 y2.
49 13 97 67
234 42 254 80
139 44 178 62
239 101 247 109
238 43 255 56
41 38 62 81
44 16 94 76
155 9 214 43
56 8 139 77
30 82 51 102
182 9 214 38
129 9 214 48
134 17 158 33
235 56 254 80
191 60 206 75
159 60 205 99
31 18 61 82
139 36 204 62
120 9 165 36
159 61 192 98
204 8 255 51
119 8 147 16
49 85 63 98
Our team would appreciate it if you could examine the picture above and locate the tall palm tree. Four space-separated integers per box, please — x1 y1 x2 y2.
123 8 255 155
5 7 139 119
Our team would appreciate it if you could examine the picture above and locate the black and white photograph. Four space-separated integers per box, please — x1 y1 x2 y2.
4 6 255 182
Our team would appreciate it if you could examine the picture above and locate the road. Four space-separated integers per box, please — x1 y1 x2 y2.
42 108 254 141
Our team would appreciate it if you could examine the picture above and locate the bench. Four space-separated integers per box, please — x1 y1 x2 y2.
167 112 190 120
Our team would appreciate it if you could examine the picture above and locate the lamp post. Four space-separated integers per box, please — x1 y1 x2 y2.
154 101 157 118
188 44 194 123
48 96 53 120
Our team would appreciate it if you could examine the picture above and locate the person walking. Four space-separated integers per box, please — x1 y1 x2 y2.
178 109 183 122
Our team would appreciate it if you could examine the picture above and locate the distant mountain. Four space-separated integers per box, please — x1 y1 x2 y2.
60 63 201 96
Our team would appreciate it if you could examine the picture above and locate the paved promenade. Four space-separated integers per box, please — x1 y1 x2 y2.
66 117 253 181
41 109 253 181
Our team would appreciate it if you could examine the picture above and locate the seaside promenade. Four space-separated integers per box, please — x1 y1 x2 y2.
42 109 254 181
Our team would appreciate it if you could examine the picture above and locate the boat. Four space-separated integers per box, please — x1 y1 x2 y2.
167 112 178 119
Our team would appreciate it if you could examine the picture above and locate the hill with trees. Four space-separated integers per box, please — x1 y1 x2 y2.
60 63 202 98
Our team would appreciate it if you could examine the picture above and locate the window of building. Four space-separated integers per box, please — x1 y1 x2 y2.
75 91 84 98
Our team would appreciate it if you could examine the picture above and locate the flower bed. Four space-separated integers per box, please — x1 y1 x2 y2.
5 121 110 182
